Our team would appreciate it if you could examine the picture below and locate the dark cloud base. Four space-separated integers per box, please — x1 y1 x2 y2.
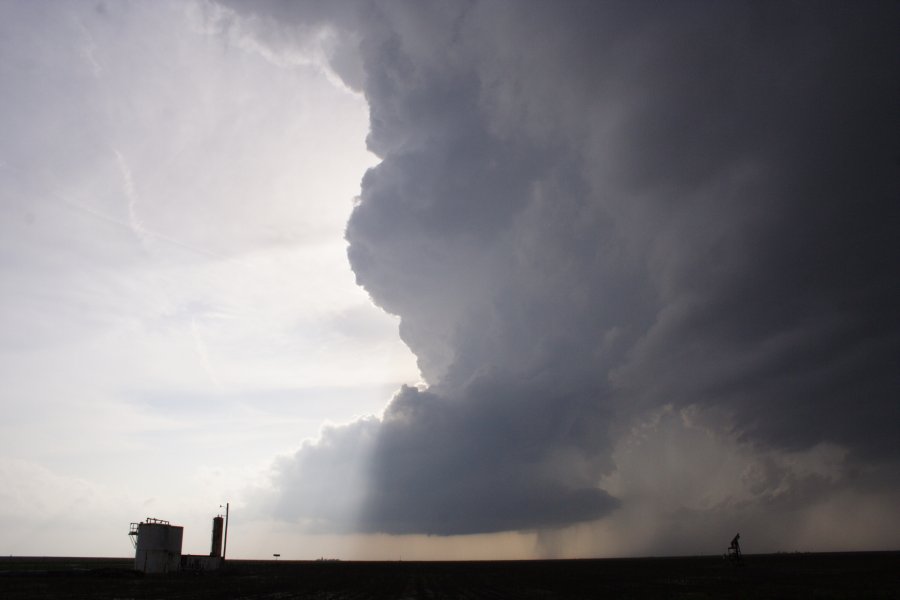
360 385 619 535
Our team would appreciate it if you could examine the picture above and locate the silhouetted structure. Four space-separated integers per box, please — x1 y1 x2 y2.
130 513 225 573
129 518 183 574
727 533 742 564
211 515 224 558
182 514 226 572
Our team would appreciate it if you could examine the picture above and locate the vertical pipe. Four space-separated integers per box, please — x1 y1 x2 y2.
211 516 224 557
222 502 229 560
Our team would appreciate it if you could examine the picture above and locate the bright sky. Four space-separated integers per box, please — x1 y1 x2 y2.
0 1 418 558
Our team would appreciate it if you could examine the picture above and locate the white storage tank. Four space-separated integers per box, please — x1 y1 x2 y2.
130 518 183 574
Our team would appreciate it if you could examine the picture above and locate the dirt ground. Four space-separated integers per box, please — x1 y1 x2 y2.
1 552 898 599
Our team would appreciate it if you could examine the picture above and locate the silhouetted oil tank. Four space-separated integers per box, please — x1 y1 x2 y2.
133 518 183 573
210 515 224 557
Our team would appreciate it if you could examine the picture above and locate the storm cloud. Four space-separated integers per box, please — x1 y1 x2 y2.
229 1 900 543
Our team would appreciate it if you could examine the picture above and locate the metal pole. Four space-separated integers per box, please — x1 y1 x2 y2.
223 502 229 560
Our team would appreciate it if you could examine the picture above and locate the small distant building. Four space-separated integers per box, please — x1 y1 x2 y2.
180 516 225 572
129 518 183 574
181 553 223 572
130 514 226 573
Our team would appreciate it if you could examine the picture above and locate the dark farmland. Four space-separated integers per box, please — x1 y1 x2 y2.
2 552 898 599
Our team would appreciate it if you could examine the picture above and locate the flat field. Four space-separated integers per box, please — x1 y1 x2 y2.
1 552 898 599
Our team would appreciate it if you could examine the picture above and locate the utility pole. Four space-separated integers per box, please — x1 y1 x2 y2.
221 502 230 560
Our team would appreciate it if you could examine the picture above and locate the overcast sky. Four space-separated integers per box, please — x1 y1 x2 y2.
2 0 898 560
